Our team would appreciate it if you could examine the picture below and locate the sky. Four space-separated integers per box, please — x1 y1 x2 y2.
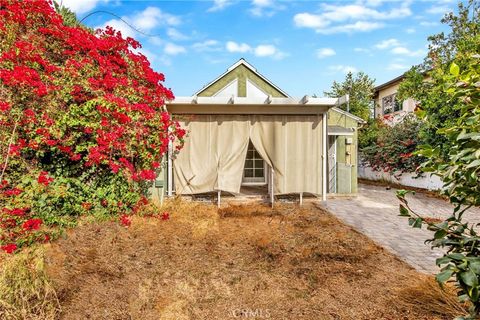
60 0 456 97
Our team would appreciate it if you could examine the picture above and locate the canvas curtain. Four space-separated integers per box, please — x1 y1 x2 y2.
250 115 323 195
174 114 323 196
173 115 249 194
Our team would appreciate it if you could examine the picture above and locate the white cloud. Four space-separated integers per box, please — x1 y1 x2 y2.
226 41 252 53
375 38 401 49
60 0 109 15
426 6 451 15
328 65 358 74
391 46 425 57
294 13 330 29
192 40 222 52
354 47 370 53
164 42 186 55
250 0 284 17
316 48 336 58
406 27 416 34
294 1 411 34
208 0 234 12
387 63 409 71
128 7 180 32
95 7 180 39
254 44 276 57
167 28 189 41
420 21 439 27
320 21 383 34
225 41 286 59
98 19 136 39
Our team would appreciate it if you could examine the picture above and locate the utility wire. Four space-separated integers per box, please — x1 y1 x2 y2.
79 10 162 38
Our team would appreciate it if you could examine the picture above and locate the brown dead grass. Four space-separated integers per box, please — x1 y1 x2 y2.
42 199 465 320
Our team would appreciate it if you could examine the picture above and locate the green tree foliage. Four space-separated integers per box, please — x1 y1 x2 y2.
324 71 375 121
397 0 480 161
397 4 480 317
399 56 480 320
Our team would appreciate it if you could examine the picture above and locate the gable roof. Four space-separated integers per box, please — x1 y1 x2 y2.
374 74 405 94
330 106 366 124
194 58 290 98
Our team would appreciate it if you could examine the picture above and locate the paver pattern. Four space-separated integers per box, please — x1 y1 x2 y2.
322 183 480 274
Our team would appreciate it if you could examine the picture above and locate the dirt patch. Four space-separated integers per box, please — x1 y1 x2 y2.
359 178 447 200
44 200 464 320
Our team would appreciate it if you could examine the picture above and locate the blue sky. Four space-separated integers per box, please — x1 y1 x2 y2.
61 0 456 97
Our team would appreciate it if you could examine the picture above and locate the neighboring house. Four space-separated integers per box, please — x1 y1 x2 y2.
153 59 364 204
373 74 416 124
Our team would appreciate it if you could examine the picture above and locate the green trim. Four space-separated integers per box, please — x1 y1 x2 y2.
197 65 287 98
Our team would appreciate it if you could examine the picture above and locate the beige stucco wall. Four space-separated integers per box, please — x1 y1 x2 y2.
374 80 416 120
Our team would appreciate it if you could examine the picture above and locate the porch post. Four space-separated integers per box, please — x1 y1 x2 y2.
299 192 303 206
270 167 274 208
167 139 173 197
322 112 327 202
217 190 221 208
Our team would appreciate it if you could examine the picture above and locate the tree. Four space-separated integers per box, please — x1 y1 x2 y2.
0 0 185 253
397 0 480 162
396 1 480 318
324 71 375 121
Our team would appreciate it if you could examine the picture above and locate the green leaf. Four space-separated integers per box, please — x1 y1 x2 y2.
399 204 410 217
466 159 480 169
436 269 454 283
448 253 466 260
412 218 423 228
434 229 448 239
460 270 478 287
450 62 460 76
436 256 452 266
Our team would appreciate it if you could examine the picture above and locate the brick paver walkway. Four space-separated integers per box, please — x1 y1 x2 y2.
321 183 480 274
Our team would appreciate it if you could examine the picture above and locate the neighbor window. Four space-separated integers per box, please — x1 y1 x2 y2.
382 93 402 114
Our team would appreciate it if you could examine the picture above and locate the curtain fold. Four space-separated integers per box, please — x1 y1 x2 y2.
173 115 250 195
173 114 323 196
250 115 323 195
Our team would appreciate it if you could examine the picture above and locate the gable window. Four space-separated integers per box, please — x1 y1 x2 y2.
382 93 402 114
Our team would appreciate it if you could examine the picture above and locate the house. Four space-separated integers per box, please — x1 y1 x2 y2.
373 74 416 123
152 59 364 204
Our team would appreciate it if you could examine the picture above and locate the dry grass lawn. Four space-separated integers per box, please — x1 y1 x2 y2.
3 200 466 319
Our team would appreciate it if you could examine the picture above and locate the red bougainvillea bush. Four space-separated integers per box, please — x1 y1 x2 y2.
360 114 425 177
0 0 185 253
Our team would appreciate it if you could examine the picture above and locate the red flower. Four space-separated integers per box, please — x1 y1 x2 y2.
120 214 131 227
22 218 43 231
4 188 22 196
37 171 54 186
161 212 170 220
1 243 17 254
139 169 156 180
0 101 10 112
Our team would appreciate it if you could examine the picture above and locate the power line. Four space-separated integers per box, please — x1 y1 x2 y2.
79 10 162 38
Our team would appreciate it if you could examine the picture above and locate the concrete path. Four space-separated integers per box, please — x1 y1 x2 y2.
321 183 480 274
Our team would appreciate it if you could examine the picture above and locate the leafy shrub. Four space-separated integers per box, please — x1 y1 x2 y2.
360 114 425 176
0 0 185 253
399 56 480 319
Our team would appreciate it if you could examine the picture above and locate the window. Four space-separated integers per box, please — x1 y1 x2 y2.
242 141 265 184
382 93 402 114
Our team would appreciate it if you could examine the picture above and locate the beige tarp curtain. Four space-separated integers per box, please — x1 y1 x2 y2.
173 114 323 195
173 115 249 194
250 115 323 195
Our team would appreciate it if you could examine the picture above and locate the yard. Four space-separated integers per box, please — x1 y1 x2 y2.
1 200 464 319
